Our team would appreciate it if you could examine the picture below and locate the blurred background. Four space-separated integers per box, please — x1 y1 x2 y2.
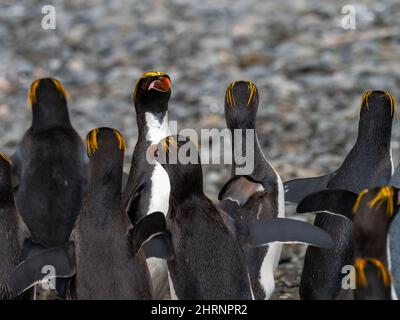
1 0 399 299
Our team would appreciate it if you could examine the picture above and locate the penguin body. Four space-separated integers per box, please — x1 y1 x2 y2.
0 153 30 300
285 91 395 299
123 71 173 299
219 81 285 299
13 78 86 247
7 128 172 300
298 186 398 299
70 128 152 299
154 136 334 300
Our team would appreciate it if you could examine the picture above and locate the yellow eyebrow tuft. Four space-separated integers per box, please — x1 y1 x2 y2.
247 81 257 106
28 80 40 107
359 91 397 115
50 78 69 101
0 152 12 165
368 186 394 217
352 189 369 213
355 258 391 287
133 71 168 101
225 81 257 107
86 129 99 157
28 78 69 108
160 136 179 153
113 129 126 151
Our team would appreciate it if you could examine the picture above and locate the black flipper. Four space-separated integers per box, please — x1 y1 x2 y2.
129 211 169 256
9 242 76 298
142 233 174 260
284 173 333 204
22 238 49 259
239 218 334 249
219 175 271 206
296 189 358 222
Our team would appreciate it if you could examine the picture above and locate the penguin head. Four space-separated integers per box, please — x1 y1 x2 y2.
86 127 126 184
357 90 396 140
133 71 172 116
224 81 259 129
352 186 400 257
151 135 203 200
354 257 392 300
28 78 71 129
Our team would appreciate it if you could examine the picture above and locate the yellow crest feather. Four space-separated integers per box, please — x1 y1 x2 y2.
352 189 369 213
28 78 69 107
133 71 168 101
355 258 391 287
368 186 394 217
0 152 12 165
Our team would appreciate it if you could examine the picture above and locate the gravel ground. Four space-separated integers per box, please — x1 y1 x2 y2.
1 0 400 300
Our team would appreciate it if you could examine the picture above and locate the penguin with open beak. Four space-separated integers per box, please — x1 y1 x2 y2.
143 136 333 300
297 185 399 299
284 91 395 299
123 71 173 299
219 81 285 299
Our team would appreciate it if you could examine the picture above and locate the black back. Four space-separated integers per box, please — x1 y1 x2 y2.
300 91 395 300
71 128 152 300
221 81 282 299
157 136 253 299
14 78 86 247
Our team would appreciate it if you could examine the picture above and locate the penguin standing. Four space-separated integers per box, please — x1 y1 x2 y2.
298 186 399 299
7 128 171 300
219 81 285 299
285 91 395 299
12 78 86 247
0 152 30 300
123 71 173 299
152 136 333 300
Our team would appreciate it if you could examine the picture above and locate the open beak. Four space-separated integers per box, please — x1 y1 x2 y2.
148 77 171 92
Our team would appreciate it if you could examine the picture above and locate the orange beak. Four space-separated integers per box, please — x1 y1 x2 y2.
147 77 171 92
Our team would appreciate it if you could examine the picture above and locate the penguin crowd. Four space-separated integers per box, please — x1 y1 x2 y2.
0 72 398 300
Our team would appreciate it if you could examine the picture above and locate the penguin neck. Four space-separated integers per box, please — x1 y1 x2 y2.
137 111 171 144
355 120 392 153
31 103 72 131
0 170 14 208
229 126 265 176
168 170 205 210
86 160 123 210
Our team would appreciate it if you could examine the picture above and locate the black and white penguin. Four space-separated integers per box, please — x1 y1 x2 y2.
151 136 333 300
218 81 285 299
7 128 171 300
123 71 173 298
298 185 399 299
12 78 87 247
285 91 395 299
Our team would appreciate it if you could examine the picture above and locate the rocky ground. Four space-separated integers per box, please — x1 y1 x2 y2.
1 0 400 300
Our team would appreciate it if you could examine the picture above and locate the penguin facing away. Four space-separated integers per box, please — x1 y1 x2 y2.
285 91 395 299
219 81 285 299
0 152 31 300
150 136 333 300
7 128 172 300
122 71 173 299
298 185 399 299
12 78 87 247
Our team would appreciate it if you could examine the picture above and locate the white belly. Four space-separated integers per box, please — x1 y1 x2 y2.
147 162 170 216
